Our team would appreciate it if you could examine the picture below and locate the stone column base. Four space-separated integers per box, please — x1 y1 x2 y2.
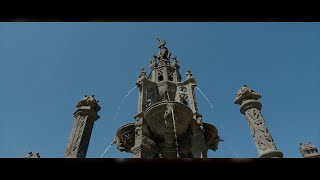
258 150 283 158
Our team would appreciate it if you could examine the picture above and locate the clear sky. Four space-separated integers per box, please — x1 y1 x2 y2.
1 23 319 158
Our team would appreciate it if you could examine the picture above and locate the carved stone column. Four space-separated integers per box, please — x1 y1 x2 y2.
64 95 101 158
234 85 283 158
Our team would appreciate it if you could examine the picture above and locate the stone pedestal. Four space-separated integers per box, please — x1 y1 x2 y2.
64 95 101 158
234 85 283 158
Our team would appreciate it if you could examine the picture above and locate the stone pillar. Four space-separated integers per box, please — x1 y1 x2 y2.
185 70 198 113
234 85 283 158
64 95 101 158
131 112 159 158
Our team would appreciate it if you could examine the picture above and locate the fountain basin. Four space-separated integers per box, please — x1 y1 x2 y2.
115 123 135 153
144 101 193 139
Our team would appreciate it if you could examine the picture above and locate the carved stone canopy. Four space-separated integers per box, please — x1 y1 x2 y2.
234 85 262 105
76 95 101 112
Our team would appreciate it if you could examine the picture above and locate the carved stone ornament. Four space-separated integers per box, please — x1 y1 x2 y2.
234 85 262 105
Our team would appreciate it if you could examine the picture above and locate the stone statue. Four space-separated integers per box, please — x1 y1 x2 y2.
157 37 169 60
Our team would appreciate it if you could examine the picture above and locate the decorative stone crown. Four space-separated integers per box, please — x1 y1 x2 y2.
76 95 101 112
300 142 318 157
234 85 262 105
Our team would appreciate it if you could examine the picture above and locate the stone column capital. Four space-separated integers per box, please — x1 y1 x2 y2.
234 85 262 105
234 85 263 114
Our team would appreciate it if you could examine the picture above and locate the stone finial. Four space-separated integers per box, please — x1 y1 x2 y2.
172 55 180 69
24 152 40 158
186 69 192 78
150 54 157 64
300 142 319 158
233 85 262 105
139 68 147 78
76 95 101 112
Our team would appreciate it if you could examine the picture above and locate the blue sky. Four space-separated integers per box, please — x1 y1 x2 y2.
0 23 319 158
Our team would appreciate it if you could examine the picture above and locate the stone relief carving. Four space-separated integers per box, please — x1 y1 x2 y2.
245 108 276 152
114 136 126 152
69 115 87 156
300 142 318 156
234 85 262 105
76 95 101 112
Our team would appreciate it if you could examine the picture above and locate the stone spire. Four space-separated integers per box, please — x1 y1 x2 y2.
234 85 283 158
300 142 320 158
64 95 101 158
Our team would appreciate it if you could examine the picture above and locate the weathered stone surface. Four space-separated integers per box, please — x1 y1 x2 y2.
234 85 283 158
24 152 40 158
157 37 170 61
64 95 100 158
114 123 135 153
203 123 221 151
300 142 320 158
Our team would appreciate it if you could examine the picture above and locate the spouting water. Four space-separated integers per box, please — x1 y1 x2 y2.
112 86 137 122
195 87 240 158
171 109 180 158
195 87 224 130
99 86 136 158
99 142 114 158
